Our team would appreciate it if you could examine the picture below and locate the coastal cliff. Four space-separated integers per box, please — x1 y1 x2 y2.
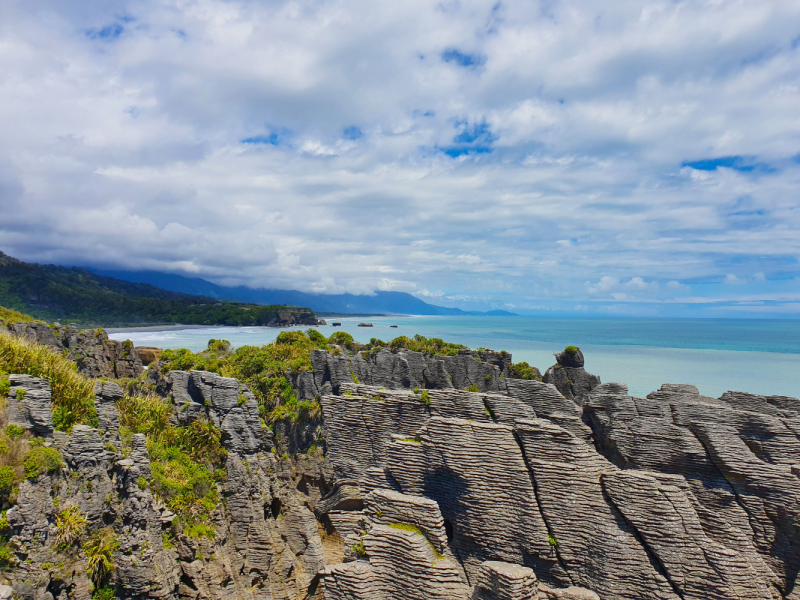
1 325 799 600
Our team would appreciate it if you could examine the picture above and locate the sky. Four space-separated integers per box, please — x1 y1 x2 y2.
1 0 800 317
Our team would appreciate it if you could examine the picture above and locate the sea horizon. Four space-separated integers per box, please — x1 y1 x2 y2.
109 315 800 400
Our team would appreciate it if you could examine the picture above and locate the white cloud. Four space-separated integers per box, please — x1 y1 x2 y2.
0 0 798 314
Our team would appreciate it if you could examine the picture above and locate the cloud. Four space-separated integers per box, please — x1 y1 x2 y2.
725 274 747 285
0 0 799 315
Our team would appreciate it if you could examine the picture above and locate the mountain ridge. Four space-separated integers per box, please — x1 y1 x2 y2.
0 251 318 326
90 268 518 316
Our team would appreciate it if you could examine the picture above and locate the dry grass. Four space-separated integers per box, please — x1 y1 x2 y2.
0 306 38 326
0 331 97 432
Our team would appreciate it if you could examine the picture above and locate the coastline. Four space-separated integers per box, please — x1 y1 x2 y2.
105 324 219 333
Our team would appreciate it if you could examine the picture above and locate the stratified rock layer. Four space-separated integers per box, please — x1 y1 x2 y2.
4 344 800 600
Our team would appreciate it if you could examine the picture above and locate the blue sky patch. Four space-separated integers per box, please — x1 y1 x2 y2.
343 126 363 140
441 48 486 68
683 156 758 172
86 23 124 40
439 119 496 157
242 133 281 146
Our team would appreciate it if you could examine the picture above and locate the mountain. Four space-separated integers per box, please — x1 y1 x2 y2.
91 269 519 316
0 252 317 326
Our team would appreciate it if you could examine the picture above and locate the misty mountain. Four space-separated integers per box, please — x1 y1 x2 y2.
91 269 517 316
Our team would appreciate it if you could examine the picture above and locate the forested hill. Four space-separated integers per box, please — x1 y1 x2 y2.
0 251 318 326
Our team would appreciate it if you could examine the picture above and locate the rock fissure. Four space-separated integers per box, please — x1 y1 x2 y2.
511 429 574 585
599 484 685 600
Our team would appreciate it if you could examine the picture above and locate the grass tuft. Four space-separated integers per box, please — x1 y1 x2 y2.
0 332 97 431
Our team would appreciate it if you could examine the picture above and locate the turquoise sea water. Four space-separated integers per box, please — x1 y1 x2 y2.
108 316 800 399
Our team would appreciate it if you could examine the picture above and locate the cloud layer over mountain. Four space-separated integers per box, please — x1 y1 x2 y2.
1 0 799 315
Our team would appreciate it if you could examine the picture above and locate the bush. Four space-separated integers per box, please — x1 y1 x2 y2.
0 332 97 431
207 339 231 353
23 445 64 479
84 527 119 586
54 505 87 547
506 361 542 381
0 371 9 397
0 466 17 503
563 346 579 356
0 541 15 566
386 334 464 357
148 439 222 539
5 424 24 441
92 587 115 600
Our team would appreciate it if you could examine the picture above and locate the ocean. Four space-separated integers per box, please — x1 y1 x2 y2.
107 316 800 399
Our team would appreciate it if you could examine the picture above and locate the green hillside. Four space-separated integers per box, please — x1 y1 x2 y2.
0 252 317 326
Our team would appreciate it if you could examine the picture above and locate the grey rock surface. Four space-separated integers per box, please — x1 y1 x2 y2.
5 374 54 437
5 338 800 600
6 322 144 378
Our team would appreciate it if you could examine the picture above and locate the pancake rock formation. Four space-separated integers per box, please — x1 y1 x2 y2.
2 343 799 600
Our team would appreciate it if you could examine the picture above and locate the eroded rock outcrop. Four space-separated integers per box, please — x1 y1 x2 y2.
5 343 800 600
5 321 143 378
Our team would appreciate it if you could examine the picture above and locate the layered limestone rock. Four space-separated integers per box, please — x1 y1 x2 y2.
5 321 143 378
5 342 800 600
295 347 515 399
168 369 270 454
5 374 54 437
585 381 799 596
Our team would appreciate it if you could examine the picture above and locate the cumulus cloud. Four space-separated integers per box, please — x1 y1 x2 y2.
0 0 799 315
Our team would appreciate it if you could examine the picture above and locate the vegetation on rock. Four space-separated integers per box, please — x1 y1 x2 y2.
23 442 64 479
84 526 119 586
54 505 88 547
117 391 226 537
0 306 39 326
506 361 542 381
0 331 97 431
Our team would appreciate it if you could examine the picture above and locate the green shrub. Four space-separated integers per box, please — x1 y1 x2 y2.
563 346 579 356
0 371 9 397
84 527 119 585
148 438 221 539
465 384 480 392
386 334 464 357
548 533 558 547
506 361 541 381
206 339 231 353
5 424 24 441
0 466 18 502
92 586 115 600
54 505 87 547
184 523 216 540
0 542 15 566
306 329 328 346
351 539 367 557
23 445 64 479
